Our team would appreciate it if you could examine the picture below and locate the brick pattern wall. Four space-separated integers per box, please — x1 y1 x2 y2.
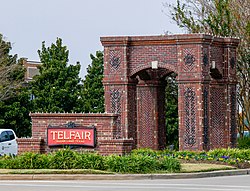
210 86 227 149
128 45 178 76
99 139 134 155
137 82 155 149
23 113 133 155
17 138 45 154
211 46 224 75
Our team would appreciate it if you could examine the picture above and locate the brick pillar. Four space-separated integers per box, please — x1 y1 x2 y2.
102 39 137 145
178 83 203 150
136 79 166 150
177 43 204 151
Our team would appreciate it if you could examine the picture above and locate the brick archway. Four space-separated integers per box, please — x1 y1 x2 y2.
101 34 239 151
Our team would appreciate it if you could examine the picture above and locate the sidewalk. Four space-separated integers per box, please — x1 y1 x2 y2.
0 169 249 180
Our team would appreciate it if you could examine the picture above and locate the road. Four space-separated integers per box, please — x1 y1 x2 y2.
0 175 249 191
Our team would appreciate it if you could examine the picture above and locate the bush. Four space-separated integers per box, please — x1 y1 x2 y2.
158 156 181 172
104 154 158 173
104 150 181 173
76 153 105 170
0 152 51 169
0 155 15 169
3 148 249 172
207 148 250 161
50 149 79 169
238 137 250 149
131 148 159 157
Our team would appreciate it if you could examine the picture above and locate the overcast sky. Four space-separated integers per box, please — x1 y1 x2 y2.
0 0 182 77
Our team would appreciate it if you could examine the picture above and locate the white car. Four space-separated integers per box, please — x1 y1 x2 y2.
0 129 18 156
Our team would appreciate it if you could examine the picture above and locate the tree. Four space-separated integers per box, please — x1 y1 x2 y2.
165 0 250 135
0 87 32 137
0 34 31 137
81 51 104 113
0 34 25 101
31 38 83 113
165 73 178 149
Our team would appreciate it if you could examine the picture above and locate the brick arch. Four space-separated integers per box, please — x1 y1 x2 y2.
130 62 178 78
101 34 239 151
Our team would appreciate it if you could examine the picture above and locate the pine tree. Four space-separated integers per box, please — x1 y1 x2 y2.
81 51 104 113
31 38 83 113
0 87 32 137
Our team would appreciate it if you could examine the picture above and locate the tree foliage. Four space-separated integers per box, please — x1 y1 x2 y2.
31 38 83 113
81 51 104 113
165 73 178 148
165 0 250 134
0 87 32 137
0 34 25 101
0 34 31 137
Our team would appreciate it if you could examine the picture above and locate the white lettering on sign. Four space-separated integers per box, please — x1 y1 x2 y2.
50 130 92 140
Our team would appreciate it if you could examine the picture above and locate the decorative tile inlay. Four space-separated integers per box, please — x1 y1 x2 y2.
110 89 122 138
183 48 196 71
203 87 209 148
109 50 121 71
230 87 237 146
184 87 196 146
184 54 195 66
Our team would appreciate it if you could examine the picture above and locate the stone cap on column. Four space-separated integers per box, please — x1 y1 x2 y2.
100 34 240 47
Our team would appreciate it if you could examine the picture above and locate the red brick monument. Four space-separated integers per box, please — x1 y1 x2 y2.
19 34 239 155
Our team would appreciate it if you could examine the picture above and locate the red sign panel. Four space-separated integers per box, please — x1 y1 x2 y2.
47 127 96 147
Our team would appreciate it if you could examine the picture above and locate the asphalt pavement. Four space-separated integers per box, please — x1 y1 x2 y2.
0 175 250 191
0 168 249 180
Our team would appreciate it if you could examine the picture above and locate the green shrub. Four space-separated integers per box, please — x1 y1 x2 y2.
50 148 80 169
104 153 180 173
238 137 250 149
18 152 52 169
104 154 158 173
131 148 159 157
76 153 105 170
207 148 250 161
158 156 181 172
0 152 51 169
0 155 15 169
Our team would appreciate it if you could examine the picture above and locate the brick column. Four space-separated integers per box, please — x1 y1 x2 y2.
136 79 166 150
102 38 137 145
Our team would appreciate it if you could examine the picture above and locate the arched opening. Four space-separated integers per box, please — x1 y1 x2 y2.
131 67 178 150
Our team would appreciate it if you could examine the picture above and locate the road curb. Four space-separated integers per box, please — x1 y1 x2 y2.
0 169 249 180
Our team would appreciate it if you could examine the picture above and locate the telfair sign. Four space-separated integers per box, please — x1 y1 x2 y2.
47 127 96 147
